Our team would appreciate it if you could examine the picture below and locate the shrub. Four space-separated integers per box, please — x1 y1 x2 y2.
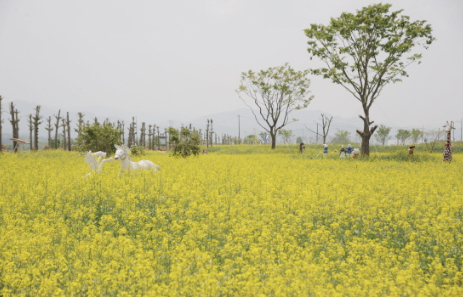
168 127 201 158
75 122 122 155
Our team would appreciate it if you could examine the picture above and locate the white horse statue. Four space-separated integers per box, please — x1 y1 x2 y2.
114 144 161 172
84 151 113 177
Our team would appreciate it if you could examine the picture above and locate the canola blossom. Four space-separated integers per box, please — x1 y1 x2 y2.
0 148 462 296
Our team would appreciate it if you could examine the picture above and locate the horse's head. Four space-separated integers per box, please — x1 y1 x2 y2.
114 144 130 161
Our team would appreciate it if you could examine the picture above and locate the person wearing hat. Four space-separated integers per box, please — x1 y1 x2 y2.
346 144 353 156
408 144 416 157
339 145 346 158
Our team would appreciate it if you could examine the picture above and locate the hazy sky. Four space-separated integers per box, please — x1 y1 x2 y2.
1 0 462 128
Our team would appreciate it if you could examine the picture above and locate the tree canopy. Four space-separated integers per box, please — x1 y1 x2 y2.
304 3 434 155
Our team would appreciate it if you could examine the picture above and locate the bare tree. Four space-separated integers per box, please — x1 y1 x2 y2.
45 116 53 149
66 112 71 151
54 110 61 149
140 122 146 148
32 106 43 150
28 114 33 151
209 119 214 147
9 103 20 152
61 118 67 150
75 112 85 138
148 125 152 150
424 129 445 153
306 113 333 144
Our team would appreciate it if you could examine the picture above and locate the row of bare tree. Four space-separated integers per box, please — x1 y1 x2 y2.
0 97 226 153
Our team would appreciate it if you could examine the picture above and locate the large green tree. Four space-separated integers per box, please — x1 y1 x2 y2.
237 63 313 149
304 3 434 155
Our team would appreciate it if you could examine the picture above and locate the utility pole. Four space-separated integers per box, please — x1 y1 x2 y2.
315 122 319 144
210 119 213 147
207 120 209 147
238 115 240 141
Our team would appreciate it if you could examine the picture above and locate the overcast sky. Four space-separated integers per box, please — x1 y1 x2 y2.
1 0 462 129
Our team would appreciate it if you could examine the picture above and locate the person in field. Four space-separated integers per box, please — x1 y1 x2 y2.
299 142 305 153
339 145 346 158
323 144 328 156
346 144 353 156
352 148 360 159
408 144 416 157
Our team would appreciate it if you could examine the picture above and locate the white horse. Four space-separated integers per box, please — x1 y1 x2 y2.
84 151 113 177
114 144 161 172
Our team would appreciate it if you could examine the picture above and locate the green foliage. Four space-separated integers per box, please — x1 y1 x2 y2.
410 128 424 144
130 145 145 156
75 122 122 154
237 63 313 149
331 130 351 143
375 125 392 145
168 127 201 158
243 134 257 144
278 129 294 144
395 129 411 145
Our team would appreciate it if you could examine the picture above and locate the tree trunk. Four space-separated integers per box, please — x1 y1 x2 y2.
270 132 276 149
356 113 378 156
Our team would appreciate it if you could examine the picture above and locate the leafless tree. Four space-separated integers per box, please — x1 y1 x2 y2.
306 113 333 144
66 112 71 151
32 106 43 150
424 129 445 153
75 112 85 137
28 114 33 151
54 110 61 149
45 116 53 149
9 102 20 152
61 118 67 149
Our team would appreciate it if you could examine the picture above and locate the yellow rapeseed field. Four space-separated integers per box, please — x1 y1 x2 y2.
0 148 462 296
